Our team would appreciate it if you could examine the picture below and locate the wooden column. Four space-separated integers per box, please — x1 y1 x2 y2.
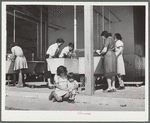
45 21 48 54
109 11 111 32
13 10 15 42
84 5 94 95
40 6 43 60
97 13 99 49
37 23 40 60
102 6 104 45
74 5 77 50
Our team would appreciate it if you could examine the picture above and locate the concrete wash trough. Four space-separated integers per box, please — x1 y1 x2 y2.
6 61 45 86
46 57 103 74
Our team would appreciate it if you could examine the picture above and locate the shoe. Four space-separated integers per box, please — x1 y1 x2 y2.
49 91 54 100
103 89 113 93
16 84 24 88
117 86 125 90
112 88 117 92
69 97 75 101
68 100 75 103
52 98 56 102
48 86 53 89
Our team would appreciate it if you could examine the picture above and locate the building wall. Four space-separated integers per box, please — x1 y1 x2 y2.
48 6 74 52
133 6 145 79
108 6 135 80
48 6 145 81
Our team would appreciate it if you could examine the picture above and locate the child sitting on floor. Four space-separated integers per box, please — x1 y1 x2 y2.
49 66 70 102
67 72 79 103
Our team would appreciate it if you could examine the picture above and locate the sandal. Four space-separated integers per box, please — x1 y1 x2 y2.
103 89 113 93
112 88 117 92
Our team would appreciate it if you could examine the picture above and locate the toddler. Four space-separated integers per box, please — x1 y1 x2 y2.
67 72 79 102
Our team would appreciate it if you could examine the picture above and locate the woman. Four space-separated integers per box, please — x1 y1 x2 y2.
45 38 65 88
96 31 117 92
114 33 125 90
10 42 28 87
59 42 76 58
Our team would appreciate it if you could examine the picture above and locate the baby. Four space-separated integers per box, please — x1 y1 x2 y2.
67 72 79 102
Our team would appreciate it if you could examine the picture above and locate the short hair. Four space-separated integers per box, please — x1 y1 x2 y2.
67 72 74 79
108 33 112 36
115 33 122 40
57 65 67 76
9 42 18 49
68 42 74 49
101 31 109 38
56 38 65 43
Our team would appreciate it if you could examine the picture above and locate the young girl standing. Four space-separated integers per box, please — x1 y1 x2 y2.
49 66 70 102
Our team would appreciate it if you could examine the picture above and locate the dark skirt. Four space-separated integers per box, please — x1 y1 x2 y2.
103 50 117 78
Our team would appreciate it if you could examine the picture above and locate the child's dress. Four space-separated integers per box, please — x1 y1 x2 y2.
11 46 28 70
68 80 78 94
115 40 125 75
54 75 68 97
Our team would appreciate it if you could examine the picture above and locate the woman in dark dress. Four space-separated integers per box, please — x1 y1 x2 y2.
96 31 117 92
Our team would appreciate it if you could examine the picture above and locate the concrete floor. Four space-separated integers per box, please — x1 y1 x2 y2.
2 83 147 121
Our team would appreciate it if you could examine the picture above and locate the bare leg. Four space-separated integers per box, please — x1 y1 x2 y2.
106 77 112 90
17 69 23 87
117 74 124 87
63 92 70 99
53 92 63 102
48 78 54 86
111 76 116 89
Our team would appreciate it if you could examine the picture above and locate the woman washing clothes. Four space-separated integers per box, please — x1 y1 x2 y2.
95 31 117 92
45 38 65 88
10 42 28 87
59 42 76 58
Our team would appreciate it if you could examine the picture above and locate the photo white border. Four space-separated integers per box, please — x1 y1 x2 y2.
1 1 149 121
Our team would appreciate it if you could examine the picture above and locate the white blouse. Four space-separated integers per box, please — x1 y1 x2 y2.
46 43 59 58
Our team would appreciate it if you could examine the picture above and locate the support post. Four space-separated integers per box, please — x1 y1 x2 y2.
13 10 15 42
102 6 104 45
97 13 99 49
37 23 39 60
40 6 43 60
74 5 77 50
84 5 94 95
109 11 111 32
45 21 48 54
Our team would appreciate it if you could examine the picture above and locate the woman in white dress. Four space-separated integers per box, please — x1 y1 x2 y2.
10 42 28 87
114 33 126 90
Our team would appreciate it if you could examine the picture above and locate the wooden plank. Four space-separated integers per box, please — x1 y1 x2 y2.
124 82 143 84
84 5 94 95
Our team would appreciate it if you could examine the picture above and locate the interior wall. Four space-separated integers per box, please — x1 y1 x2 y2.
47 6 145 81
133 6 145 79
48 6 74 52
7 5 47 61
108 6 135 81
